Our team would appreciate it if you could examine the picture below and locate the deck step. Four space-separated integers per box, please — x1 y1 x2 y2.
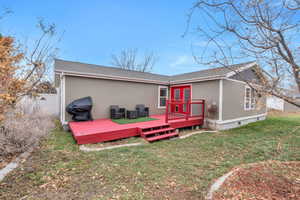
145 132 179 142
141 127 175 136
141 124 169 132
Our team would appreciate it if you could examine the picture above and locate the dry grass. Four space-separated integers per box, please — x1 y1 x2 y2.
214 161 300 200
267 109 300 117
0 104 54 157
0 115 299 199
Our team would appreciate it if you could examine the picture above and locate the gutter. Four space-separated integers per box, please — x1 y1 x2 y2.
55 70 169 85
55 70 227 85
169 75 226 85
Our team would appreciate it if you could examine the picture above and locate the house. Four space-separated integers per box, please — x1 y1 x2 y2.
55 59 267 135
267 95 300 112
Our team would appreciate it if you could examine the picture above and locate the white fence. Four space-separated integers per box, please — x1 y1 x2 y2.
266 96 284 111
20 94 59 116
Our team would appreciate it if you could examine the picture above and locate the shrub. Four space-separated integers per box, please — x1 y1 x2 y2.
0 104 54 156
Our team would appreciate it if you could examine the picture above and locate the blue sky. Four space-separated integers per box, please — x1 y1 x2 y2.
0 0 209 75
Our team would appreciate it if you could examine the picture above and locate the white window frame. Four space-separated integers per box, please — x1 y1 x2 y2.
158 86 168 109
244 86 256 110
250 87 256 110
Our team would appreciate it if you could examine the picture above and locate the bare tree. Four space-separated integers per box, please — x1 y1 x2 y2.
285 0 300 10
111 48 157 72
21 18 60 96
187 0 300 107
0 18 60 120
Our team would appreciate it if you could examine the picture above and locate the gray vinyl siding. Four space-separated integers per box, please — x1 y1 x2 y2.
64 75 167 121
222 79 267 120
231 66 262 84
190 80 220 120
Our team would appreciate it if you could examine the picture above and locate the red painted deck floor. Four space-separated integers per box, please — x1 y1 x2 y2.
69 114 204 144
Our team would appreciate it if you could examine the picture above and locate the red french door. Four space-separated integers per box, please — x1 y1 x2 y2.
170 85 191 114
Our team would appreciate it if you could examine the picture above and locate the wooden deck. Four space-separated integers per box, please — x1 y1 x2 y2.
69 114 204 144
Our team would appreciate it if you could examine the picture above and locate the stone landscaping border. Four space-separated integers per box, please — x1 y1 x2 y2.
80 130 218 152
0 148 34 182
179 130 217 139
205 160 300 199
205 168 240 200
80 142 143 152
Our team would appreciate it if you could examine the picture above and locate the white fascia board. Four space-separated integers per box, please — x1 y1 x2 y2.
55 69 227 85
54 70 168 85
226 62 257 78
170 75 225 85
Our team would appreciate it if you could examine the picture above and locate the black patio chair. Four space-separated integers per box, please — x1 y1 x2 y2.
110 105 126 119
135 104 149 117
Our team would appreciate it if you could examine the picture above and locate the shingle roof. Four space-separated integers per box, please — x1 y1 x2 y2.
55 59 169 82
170 62 255 81
54 59 256 83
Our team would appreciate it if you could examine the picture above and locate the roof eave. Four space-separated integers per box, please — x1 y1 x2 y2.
225 62 258 78
55 62 258 85
169 75 226 85
54 70 169 85
55 69 227 85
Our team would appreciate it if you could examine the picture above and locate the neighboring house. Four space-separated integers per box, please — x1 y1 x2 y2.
54 59 267 130
34 81 57 94
267 95 300 112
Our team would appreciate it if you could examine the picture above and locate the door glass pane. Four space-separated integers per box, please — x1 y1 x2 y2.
183 88 190 112
184 88 190 101
174 89 180 100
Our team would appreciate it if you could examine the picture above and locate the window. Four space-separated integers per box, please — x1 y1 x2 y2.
158 86 168 108
244 86 256 110
174 89 180 100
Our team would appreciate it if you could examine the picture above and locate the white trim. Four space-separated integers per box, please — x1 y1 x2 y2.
244 85 256 111
55 62 257 85
170 75 225 84
225 78 247 84
206 113 267 125
219 79 223 121
61 73 66 124
219 113 267 124
226 62 257 78
55 69 226 85
55 70 168 85
158 85 168 109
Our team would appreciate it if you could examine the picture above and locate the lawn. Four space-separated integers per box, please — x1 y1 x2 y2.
0 115 299 200
112 117 158 124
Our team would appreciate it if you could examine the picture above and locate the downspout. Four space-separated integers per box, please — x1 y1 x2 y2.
219 79 223 122
60 72 66 124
